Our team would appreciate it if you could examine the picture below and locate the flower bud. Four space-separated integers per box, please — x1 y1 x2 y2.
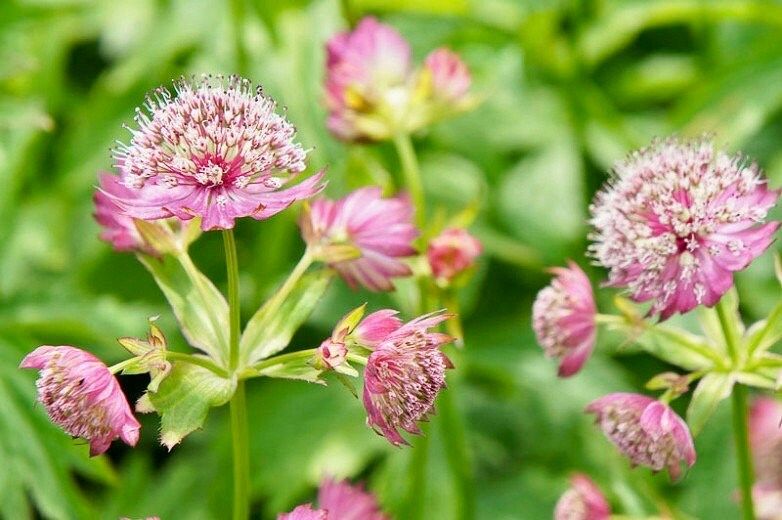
554 474 610 520
426 227 482 284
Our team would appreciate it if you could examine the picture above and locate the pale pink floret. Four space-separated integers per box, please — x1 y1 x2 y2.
590 137 780 320
105 75 324 231
300 187 418 292
427 227 482 282
353 309 403 348
532 262 597 377
424 48 471 103
363 311 454 446
585 393 696 480
325 17 412 141
278 504 327 520
749 397 782 488
554 473 611 520
20 346 141 456
318 477 388 520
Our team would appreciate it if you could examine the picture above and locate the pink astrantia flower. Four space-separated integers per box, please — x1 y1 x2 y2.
750 397 782 487
318 477 388 520
278 505 327 520
590 137 780 320
427 227 482 283
325 17 412 141
424 48 471 104
585 393 696 480
363 311 454 446
753 483 782 520
105 75 324 231
554 474 611 520
20 346 141 456
300 187 418 291
353 310 404 347
532 262 597 377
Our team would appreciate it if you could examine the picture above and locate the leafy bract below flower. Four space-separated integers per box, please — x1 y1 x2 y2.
554 474 611 520
586 393 696 480
105 75 324 231
363 311 454 446
532 262 597 377
279 478 387 520
20 346 141 456
300 187 418 291
427 227 483 284
589 137 780 320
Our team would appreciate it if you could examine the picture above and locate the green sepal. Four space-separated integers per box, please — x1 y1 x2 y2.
686 372 734 436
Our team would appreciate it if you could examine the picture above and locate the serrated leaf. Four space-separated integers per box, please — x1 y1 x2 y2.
147 362 236 449
687 373 734 436
241 270 332 366
139 254 229 367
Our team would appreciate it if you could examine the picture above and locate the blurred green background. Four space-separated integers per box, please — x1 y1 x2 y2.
2 0 782 518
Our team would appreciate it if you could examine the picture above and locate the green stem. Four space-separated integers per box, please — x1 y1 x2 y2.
261 250 313 319
437 381 475 520
716 297 741 363
393 133 425 228
229 0 248 76
108 357 139 375
223 229 249 520
250 348 318 374
165 352 230 378
731 384 756 520
407 424 430 520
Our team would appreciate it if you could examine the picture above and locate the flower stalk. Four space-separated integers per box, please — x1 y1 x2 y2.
393 133 425 228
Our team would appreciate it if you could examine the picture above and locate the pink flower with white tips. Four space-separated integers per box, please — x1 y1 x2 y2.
278 504 327 520
318 477 388 520
585 393 696 480
532 262 597 377
363 311 454 446
554 473 611 520
590 137 779 319
427 227 482 284
300 187 418 291
424 48 471 104
105 75 324 231
20 346 141 456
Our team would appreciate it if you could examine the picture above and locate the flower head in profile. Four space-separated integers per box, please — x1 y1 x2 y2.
278 504 327 520
300 187 418 291
532 262 597 377
586 393 696 480
427 227 482 284
105 75 324 231
20 346 141 456
318 477 388 520
554 473 611 520
363 311 454 445
589 136 779 319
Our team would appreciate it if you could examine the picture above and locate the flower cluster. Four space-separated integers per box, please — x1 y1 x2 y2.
325 17 472 141
279 477 387 519
554 474 611 520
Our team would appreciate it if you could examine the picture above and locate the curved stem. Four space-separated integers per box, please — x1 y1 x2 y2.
250 348 318 374
165 352 230 378
731 384 756 520
393 133 425 228
108 357 139 375
261 250 313 319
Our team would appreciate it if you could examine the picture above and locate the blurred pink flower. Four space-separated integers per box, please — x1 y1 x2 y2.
278 504 327 520
554 473 611 520
300 187 418 291
753 483 782 520
20 346 141 456
586 393 696 480
353 310 403 348
105 75 324 231
363 311 454 445
590 137 779 320
424 48 471 104
318 477 388 520
750 397 782 487
427 227 482 283
532 262 597 377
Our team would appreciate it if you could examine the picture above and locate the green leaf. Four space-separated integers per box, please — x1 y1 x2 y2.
139 253 229 367
240 270 332 366
687 373 734 436
745 302 782 357
258 359 325 384
146 362 236 449
634 325 722 371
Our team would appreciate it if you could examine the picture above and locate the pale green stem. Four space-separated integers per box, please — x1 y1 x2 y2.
250 348 318 374
165 352 230 378
346 352 368 366
108 358 139 375
260 249 314 321
393 133 425 228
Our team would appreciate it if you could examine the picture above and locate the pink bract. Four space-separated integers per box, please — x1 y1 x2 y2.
353 309 404 348
318 477 388 520
427 227 482 282
532 262 597 377
586 393 696 480
589 137 779 320
300 187 418 291
554 473 611 520
105 75 324 231
424 48 471 103
278 504 327 520
20 345 141 456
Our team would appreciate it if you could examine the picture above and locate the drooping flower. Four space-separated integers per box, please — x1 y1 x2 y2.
585 393 696 480
20 346 141 456
423 48 471 105
318 477 388 520
554 473 611 520
278 504 327 520
300 187 418 291
750 397 782 488
427 227 482 284
532 262 597 377
589 137 780 319
363 311 454 445
105 75 324 231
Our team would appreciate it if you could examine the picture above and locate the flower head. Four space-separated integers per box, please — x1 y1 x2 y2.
300 187 418 291
750 397 782 488
585 393 696 480
427 227 482 284
554 474 611 520
20 346 141 456
423 48 471 104
590 137 780 319
353 310 404 347
363 311 454 445
318 477 388 520
106 75 324 231
278 505 327 520
532 262 597 377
